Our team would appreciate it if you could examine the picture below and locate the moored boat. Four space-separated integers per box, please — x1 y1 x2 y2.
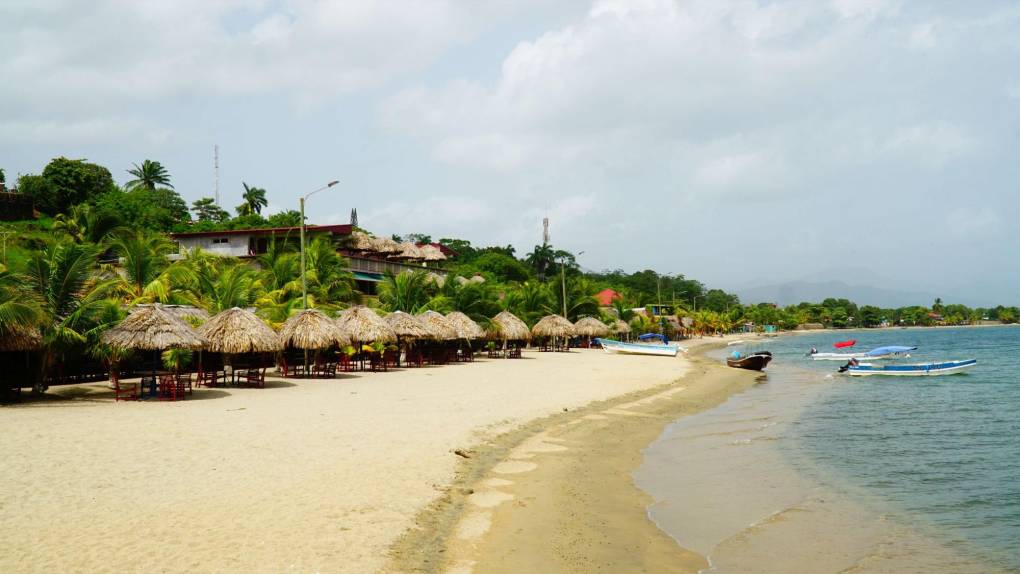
597 338 683 357
843 359 977 376
727 351 772 371
810 345 916 361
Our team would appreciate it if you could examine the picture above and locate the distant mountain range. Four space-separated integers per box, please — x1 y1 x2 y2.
734 280 944 308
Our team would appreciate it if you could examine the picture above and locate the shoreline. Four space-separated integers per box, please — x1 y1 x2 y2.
387 342 758 573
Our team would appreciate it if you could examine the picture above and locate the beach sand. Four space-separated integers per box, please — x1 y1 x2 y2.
391 342 758 574
0 341 741 574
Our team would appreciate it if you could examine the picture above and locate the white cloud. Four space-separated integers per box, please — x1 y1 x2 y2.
884 122 977 166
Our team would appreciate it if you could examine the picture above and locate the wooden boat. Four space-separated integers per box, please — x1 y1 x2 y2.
843 359 976 377
811 345 916 361
727 351 772 371
597 338 683 357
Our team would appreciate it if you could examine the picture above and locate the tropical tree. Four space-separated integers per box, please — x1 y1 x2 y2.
504 281 555 326
236 182 268 216
378 270 433 313
551 276 600 321
108 231 176 303
191 197 230 222
0 265 43 336
52 203 124 244
185 257 261 314
25 242 120 392
126 159 173 190
303 236 357 307
525 243 556 280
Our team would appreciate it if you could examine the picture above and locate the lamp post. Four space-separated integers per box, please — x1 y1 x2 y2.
300 180 340 309
560 250 584 319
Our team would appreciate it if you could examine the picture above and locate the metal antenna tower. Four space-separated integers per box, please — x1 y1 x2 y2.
542 216 550 245
213 144 220 205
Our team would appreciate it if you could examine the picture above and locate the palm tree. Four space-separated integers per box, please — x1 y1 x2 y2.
379 270 433 313
304 236 358 308
0 266 43 336
126 159 173 190
52 204 123 244
236 182 268 216
109 231 174 303
504 281 554 326
26 242 120 392
183 256 261 314
525 243 557 280
552 276 600 321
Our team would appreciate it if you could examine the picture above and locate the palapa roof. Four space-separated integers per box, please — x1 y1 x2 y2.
416 310 458 340
280 308 349 349
419 244 446 261
445 311 485 339
488 310 531 341
612 319 631 334
532 314 576 338
384 311 432 339
337 305 396 343
424 272 445 288
349 230 376 251
101 304 205 351
393 242 424 260
198 307 282 353
0 325 43 352
133 304 210 324
370 236 402 255
574 316 611 337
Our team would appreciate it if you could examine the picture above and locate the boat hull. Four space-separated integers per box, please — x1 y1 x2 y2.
727 352 772 371
846 359 977 376
597 338 681 357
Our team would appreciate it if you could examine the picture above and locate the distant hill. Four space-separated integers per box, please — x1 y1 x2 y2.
734 280 943 308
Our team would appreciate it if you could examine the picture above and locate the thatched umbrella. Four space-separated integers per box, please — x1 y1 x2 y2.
445 311 485 339
0 325 43 352
102 305 205 351
532 314 576 338
385 311 432 339
280 309 349 349
424 272 445 288
336 306 396 343
612 319 631 334
198 307 281 354
488 311 531 341
574 316 610 338
393 242 425 260
417 310 458 340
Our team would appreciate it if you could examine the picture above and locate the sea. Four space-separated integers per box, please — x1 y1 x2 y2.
634 326 1020 573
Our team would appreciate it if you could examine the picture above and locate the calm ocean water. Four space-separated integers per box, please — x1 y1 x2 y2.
636 326 1020 573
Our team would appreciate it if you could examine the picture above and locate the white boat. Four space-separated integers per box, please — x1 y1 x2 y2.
597 338 683 357
845 359 977 376
811 345 916 361
727 340 746 346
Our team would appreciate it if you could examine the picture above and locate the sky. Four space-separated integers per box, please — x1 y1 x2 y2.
2 0 1018 305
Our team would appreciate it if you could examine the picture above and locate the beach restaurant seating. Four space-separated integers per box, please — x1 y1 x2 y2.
197 355 226 388
240 366 267 388
157 374 187 401
113 376 139 402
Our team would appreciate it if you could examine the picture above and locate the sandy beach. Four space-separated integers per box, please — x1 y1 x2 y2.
0 340 745 573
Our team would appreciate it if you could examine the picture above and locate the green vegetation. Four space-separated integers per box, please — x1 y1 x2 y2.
2 155 1017 392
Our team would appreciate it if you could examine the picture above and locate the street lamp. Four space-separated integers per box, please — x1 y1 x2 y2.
561 250 584 318
300 180 340 309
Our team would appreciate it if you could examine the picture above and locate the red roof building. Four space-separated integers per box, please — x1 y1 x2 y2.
595 288 622 306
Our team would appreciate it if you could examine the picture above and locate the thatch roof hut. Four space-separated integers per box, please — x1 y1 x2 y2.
385 311 432 339
574 316 610 337
488 311 531 341
417 310 458 340
612 319 631 334
532 314 576 338
198 307 282 354
132 304 210 325
424 272 446 288
371 236 402 255
101 305 205 350
445 311 485 339
337 306 396 343
0 325 43 352
349 230 376 251
419 244 446 261
393 242 424 260
280 308 349 349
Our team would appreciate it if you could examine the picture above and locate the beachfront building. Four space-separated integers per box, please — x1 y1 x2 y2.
170 225 450 295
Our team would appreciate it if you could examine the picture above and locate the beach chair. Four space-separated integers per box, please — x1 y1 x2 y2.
338 354 353 372
197 360 224 388
243 367 266 388
176 372 194 395
384 349 400 369
113 376 139 402
369 353 387 372
158 374 186 401
508 345 522 359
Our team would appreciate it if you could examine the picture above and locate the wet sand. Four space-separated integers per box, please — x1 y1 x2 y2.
390 343 758 573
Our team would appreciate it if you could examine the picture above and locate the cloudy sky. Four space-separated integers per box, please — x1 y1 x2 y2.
3 0 1018 304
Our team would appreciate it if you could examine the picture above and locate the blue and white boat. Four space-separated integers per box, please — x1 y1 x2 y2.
812 345 917 361
845 359 977 377
596 338 684 357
